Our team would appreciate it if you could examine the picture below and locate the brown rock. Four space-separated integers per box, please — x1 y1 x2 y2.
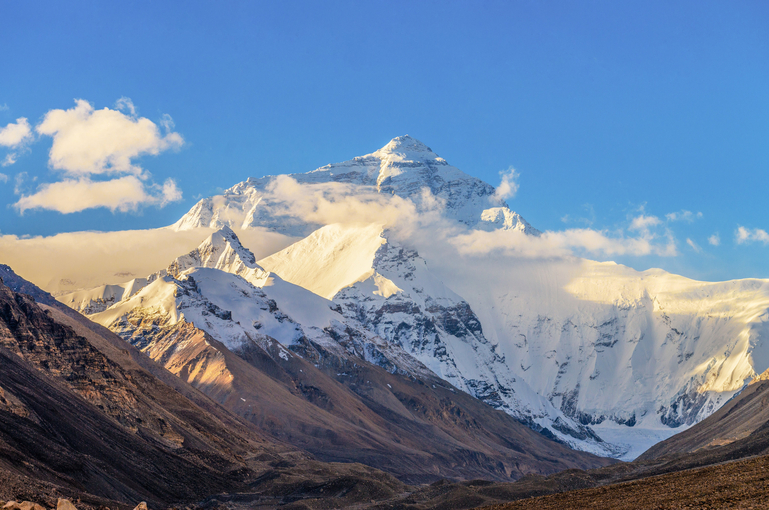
56 499 77 510
18 503 45 510
132 503 148 510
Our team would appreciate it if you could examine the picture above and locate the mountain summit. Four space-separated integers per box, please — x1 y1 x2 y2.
373 134 437 157
172 136 532 234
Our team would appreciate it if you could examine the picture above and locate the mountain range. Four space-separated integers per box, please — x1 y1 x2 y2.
22 135 769 462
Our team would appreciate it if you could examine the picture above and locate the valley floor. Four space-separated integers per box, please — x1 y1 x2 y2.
482 453 769 510
6 452 769 510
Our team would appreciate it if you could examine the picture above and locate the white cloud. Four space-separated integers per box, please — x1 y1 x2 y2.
449 227 677 259
666 210 703 222
36 98 183 177
252 178 679 260
0 104 8 111
264 175 430 233
114 96 137 116
159 178 182 205
492 167 519 202
629 214 661 232
736 226 769 245
0 118 34 166
11 98 185 214
708 233 720 246
0 173 8 183
0 118 33 148
686 238 702 253
14 176 182 214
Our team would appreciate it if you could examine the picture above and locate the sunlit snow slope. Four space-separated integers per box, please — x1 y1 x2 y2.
256 219 769 459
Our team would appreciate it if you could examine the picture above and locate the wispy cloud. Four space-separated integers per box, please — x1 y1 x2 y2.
0 104 8 112
560 204 596 227
686 238 702 253
708 233 720 246
0 173 8 183
448 227 677 259
14 98 184 214
492 167 519 202
736 226 769 245
114 96 137 116
14 172 28 194
629 214 662 232
666 210 703 222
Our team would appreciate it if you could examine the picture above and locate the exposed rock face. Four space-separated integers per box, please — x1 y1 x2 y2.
0 275 277 506
639 375 769 461
0 280 143 429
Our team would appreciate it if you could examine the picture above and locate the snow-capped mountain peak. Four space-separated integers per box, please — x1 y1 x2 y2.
375 134 434 155
172 136 535 234
165 225 263 278
476 207 542 236
371 135 443 164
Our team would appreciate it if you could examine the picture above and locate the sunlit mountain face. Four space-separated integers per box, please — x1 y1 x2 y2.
39 136 769 460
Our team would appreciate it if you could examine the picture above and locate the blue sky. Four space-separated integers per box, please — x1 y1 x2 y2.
1 0 768 281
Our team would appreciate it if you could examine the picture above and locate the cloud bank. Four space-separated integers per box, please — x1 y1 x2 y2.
447 226 677 259
0 227 296 294
14 98 184 214
246 177 680 260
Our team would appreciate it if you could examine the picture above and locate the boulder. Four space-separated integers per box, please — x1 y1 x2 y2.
57 500 78 510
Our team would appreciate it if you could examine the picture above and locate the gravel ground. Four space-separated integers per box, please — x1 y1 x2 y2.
481 454 769 510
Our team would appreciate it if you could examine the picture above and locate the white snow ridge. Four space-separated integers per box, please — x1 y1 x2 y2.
59 136 769 460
